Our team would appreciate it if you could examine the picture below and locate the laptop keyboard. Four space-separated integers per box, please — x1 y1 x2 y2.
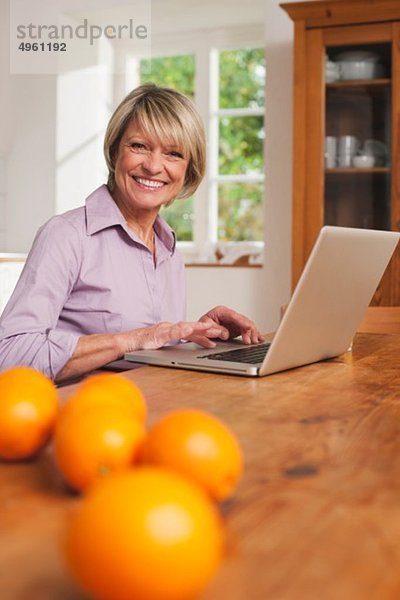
199 342 271 365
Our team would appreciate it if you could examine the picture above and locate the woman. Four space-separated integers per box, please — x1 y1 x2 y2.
0 84 263 382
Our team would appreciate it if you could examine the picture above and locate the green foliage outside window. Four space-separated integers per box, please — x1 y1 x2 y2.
140 55 195 100
219 115 264 175
219 48 265 109
218 182 264 242
164 196 194 242
218 48 265 241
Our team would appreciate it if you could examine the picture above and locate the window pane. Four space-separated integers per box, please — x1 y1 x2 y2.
218 183 264 242
219 116 264 175
140 55 195 100
161 197 194 241
219 48 265 109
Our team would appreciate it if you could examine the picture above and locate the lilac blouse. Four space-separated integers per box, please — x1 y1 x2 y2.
0 185 186 379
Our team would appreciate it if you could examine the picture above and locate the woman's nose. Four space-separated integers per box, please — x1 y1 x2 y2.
141 150 163 174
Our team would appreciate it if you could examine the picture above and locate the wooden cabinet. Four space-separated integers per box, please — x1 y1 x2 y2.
281 0 400 305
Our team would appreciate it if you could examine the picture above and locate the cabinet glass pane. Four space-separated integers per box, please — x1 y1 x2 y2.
324 43 391 231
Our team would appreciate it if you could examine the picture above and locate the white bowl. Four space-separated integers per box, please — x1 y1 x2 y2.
338 60 375 80
362 139 388 166
326 70 339 83
336 50 379 63
352 155 375 168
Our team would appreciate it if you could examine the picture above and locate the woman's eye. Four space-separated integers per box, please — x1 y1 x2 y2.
130 142 147 151
168 150 184 159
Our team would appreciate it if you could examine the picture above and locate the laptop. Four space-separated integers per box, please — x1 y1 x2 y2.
125 226 400 377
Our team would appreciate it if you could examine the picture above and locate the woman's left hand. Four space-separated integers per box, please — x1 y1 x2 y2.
197 305 264 346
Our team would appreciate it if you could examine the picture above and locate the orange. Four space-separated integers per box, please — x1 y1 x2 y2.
54 407 146 491
140 409 243 501
65 467 224 600
61 373 146 423
0 366 58 460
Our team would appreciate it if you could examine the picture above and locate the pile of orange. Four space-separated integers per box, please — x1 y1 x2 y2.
0 366 244 600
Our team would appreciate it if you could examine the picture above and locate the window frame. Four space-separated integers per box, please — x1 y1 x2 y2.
121 24 265 265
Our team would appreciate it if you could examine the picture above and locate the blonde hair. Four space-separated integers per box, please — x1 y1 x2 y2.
104 83 206 199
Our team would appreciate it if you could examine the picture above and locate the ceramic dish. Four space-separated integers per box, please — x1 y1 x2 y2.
336 50 384 80
352 155 375 168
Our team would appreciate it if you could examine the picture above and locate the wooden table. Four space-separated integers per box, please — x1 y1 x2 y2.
2 333 400 600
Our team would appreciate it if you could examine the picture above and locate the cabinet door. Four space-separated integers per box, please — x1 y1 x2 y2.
300 22 400 305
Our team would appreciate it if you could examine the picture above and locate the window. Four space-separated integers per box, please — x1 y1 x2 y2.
215 48 265 245
126 27 265 264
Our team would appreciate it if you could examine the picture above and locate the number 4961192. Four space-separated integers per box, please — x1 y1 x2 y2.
18 42 67 51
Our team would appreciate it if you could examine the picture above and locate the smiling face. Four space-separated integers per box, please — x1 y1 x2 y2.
112 120 189 217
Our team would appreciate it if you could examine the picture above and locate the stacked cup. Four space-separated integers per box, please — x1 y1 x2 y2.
325 136 337 168
338 135 359 167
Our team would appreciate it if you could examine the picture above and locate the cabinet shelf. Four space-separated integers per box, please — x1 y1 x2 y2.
327 78 391 90
326 167 390 174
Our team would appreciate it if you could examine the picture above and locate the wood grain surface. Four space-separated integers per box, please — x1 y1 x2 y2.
1 333 400 600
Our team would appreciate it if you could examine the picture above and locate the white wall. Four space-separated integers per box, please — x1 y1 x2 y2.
0 0 57 252
185 266 263 321
56 58 113 215
0 1 114 251
6 76 58 252
0 0 12 249
261 0 300 328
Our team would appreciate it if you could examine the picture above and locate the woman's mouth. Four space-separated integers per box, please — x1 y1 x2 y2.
133 176 165 190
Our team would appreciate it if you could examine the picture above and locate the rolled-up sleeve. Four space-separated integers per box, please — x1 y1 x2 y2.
0 218 82 379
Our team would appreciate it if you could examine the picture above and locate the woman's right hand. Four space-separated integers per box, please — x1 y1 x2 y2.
121 320 226 353
57 320 226 383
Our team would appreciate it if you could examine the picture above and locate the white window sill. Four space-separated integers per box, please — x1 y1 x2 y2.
177 241 264 267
